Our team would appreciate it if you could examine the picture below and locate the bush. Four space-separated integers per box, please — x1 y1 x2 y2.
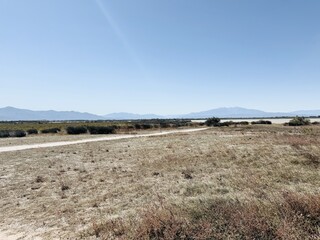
41 128 61 134
141 124 153 129
251 120 272 125
0 130 26 138
205 117 221 126
288 117 310 126
160 122 170 128
27 129 38 135
111 125 121 129
217 121 250 127
9 130 26 138
127 125 135 129
66 126 87 135
238 121 250 125
216 122 231 127
0 130 10 138
87 126 116 134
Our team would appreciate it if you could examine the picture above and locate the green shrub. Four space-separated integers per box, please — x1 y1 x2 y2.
0 130 10 138
87 126 116 134
238 121 250 125
66 126 87 135
27 129 38 135
251 120 272 125
141 124 153 129
111 125 121 129
217 122 231 127
205 117 221 126
41 128 61 134
160 122 170 128
9 130 26 138
0 130 26 138
288 117 310 126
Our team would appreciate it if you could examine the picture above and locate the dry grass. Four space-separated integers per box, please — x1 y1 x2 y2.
89 191 320 239
0 125 319 239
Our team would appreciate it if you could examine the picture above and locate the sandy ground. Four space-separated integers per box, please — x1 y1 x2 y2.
0 128 208 153
0 231 25 240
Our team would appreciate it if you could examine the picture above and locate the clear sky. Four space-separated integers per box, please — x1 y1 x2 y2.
1 0 319 115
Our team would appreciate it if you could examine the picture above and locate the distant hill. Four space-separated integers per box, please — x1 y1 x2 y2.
103 112 162 120
177 107 272 118
104 107 320 119
177 107 320 118
0 107 105 121
1 106 319 121
289 110 320 116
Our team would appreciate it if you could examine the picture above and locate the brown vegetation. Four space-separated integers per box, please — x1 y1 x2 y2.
0 125 319 239
89 191 320 239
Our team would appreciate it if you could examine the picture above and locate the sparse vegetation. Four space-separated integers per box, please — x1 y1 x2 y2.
0 119 196 136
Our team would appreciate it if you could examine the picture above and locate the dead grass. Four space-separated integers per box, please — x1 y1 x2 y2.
0 125 319 239
83 191 320 239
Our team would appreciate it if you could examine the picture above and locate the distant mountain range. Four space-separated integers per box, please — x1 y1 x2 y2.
103 112 162 120
175 107 320 119
0 106 319 121
0 106 104 121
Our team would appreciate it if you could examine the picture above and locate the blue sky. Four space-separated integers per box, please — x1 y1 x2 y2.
1 0 319 115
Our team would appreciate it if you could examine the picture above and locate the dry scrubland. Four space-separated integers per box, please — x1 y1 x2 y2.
0 125 319 239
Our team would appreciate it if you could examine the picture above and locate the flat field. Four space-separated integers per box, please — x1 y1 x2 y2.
0 125 319 239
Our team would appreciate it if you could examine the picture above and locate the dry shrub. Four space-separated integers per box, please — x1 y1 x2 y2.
133 206 213 240
189 198 278 239
291 152 320 168
301 153 320 167
134 206 191 239
92 219 127 239
282 192 320 232
281 135 319 149
83 192 320 239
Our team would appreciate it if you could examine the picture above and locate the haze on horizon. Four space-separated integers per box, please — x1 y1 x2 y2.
1 0 319 115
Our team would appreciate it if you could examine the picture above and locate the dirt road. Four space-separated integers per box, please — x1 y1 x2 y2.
0 128 208 153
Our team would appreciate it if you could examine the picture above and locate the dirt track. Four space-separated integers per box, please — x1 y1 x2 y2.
0 128 208 153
